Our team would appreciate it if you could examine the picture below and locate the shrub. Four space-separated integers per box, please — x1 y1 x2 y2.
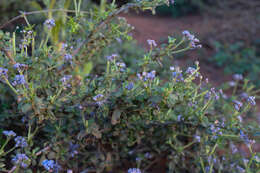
0 0 259 172
210 41 260 86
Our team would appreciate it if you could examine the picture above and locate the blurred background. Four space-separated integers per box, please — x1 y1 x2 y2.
0 0 260 107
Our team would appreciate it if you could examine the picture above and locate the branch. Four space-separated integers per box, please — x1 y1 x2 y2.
72 3 141 57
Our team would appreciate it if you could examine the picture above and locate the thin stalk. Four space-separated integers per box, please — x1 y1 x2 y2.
12 32 16 57
4 77 19 95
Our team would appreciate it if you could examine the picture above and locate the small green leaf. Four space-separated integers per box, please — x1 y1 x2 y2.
111 109 122 125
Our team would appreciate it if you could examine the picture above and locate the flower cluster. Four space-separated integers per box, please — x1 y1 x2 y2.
137 70 156 81
12 153 30 168
147 39 157 47
60 75 72 88
182 30 202 49
0 67 8 81
3 130 16 137
125 82 134 90
116 62 126 72
44 19 56 29
12 75 26 86
68 142 79 158
239 130 255 147
233 100 243 111
64 53 73 63
106 54 118 61
13 63 27 71
171 67 184 82
128 168 142 173
42 160 61 172
14 136 28 148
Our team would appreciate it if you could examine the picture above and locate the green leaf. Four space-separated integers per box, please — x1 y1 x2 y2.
83 62 93 75
21 103 32 114
111 109 122 125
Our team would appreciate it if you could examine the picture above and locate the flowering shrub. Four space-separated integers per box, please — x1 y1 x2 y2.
0 0 259 172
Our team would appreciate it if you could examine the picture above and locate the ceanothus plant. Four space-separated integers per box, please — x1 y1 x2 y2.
0 0 259 172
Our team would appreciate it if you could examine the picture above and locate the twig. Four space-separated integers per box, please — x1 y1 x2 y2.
72 3 141 57
8 166 17 173
35 145 51 156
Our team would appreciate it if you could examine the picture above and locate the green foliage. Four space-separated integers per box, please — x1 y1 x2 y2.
156 0 199 17
210 41 260 86
0 0 259 172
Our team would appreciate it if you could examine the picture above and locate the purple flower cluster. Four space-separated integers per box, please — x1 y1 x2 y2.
14 136 28 148
3 130 16 137
125 82 134 90
210 124 223 140
194 135 201 142
233 100 243 111
116 62 126 72
185 67 196 74
64 53 73 63
13 63 27 71
230 142 238 154
128 168 142 173
0 67 8 81
239 130 255 147
93 94 105 106
60 75 72 88
42 159 61 173
69 142 79 158
137 71 156 81
44 19 56 29
233 74 243 81
12 75 26 86
182 30 202 49
147 39 157 47
247 96 256 106
93 94 104 101
106 54 118 61
172 71 184 82
12 153 30 168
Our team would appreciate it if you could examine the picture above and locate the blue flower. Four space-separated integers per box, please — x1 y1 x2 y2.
247 96 256 106
13 63 27 71
233 74 243 81
182 30 201 49
185 67 196 74
106 54 118 61
194 135 201 142
93 94 105 106
172 72 184 82
12 75 26 86
14 136 28 148
64 54 73 63
44 19 56 29
125 82 134 90
42 159 61 173
69 142 79 158
233 100 243 111
60 75 72 88
3 130 16 137
239 130 250 145
0 67 8 81
128 168 142 173
147 39 157 47
12 153 30 168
